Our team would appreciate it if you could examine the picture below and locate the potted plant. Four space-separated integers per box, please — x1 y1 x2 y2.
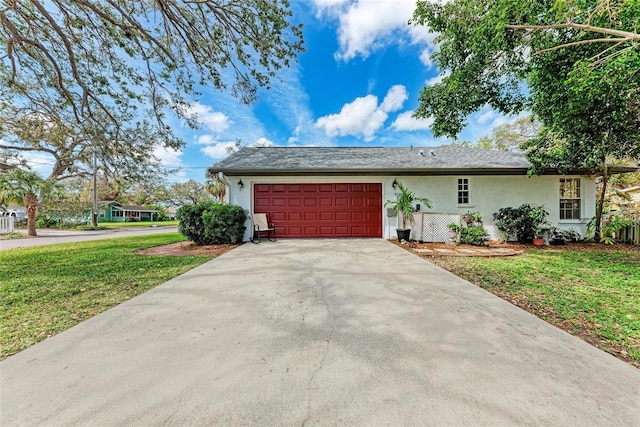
447 222 462 242
462 211 482 227
385 181 432 242
533 227 545 246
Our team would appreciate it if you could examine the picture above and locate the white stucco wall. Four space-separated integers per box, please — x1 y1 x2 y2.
226 174 596 241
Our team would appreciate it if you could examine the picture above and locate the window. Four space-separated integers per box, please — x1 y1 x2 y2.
112 210 123 217
559 178 581 220
457 178 470 204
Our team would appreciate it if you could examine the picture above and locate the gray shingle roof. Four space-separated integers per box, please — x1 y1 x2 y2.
210 146 531 176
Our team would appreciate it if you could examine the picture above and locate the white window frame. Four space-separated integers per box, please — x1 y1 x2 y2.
559 178 581 220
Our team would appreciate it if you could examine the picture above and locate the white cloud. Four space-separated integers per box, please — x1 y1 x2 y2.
312 0 438 67
476 107 498 125
426 70 451 86
22 151 55 177
153 146 182 166
183 102 231 133
380 85 408 113
201 141 239 160
196 134 215 145
253 137 274 147
460 107 531 141
315 85 408 141
390 111 434 131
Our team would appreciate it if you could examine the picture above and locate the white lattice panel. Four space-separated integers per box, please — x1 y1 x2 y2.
421 213 462 242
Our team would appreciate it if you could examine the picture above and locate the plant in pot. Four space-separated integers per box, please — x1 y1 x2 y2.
533 227 545 246
462 211 482 227
447 222 462 243
385 181 432 242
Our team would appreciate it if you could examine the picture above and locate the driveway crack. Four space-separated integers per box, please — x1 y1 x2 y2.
302 279 336 427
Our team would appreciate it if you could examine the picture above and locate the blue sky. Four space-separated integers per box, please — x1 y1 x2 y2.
30 0 526 182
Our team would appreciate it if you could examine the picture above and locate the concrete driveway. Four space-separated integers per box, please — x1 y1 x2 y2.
2 239 639 426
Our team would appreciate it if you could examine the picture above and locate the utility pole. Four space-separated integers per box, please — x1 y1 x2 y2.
93 149 98 226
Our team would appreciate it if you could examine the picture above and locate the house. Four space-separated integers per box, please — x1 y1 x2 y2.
94 201 158 222
608 185 640 215
209 146 637 242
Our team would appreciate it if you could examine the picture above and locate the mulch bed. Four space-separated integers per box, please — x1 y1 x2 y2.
134 241 240 256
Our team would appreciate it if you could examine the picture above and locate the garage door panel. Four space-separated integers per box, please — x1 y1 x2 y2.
304 226 318 235
335 226 350 235
254 183 381 238
335 197 349 207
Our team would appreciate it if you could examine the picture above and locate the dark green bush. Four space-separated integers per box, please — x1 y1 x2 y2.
177 202 246 245
459 225 489 246
202 204 247 244
176 201 219 245
493 204 549 243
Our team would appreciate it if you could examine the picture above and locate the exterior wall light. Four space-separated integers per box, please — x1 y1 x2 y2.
238 179 244 190
392 179 398 189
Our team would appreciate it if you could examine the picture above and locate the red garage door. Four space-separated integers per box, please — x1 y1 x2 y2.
254 183 382 238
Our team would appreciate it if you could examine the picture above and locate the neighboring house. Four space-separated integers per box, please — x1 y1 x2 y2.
209 146 637 242
94 201 158 222
609 185 640 214
620 186 640 205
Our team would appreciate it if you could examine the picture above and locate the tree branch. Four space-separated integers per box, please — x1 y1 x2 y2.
505 21 640 41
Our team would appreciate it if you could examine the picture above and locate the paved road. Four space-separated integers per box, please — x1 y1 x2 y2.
0 226 179 250
1 239 639 425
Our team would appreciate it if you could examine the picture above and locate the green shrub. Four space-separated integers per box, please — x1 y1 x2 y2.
176 201 218 245
202 204 247 244
36 215 59 228
459 225 489 246
493 204 549 243
177 202 247 245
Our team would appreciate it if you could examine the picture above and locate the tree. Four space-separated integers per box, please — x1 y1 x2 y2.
0 169 58 236
1 1 303 180
451 116 540 151
411 0 640 239
164 180 213 208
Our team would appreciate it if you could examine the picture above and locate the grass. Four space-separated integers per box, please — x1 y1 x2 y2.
430 245 640 366
96 220 179 228
0 232 25 240
0 233 214 360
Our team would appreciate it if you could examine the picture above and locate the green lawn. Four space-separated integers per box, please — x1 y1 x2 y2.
0 233 214 360
430 245 640 366
96 220 179 228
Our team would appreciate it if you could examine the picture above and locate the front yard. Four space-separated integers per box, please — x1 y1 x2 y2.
0 233 215 360
428 244 640 367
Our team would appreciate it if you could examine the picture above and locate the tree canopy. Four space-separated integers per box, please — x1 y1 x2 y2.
410 0 640 164
0 0 303 178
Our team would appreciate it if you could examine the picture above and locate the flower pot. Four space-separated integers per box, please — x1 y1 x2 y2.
532 237 544 247
396 229 411 242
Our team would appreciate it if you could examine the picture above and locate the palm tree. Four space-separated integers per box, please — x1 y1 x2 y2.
0 169 55 236
204 175 227 203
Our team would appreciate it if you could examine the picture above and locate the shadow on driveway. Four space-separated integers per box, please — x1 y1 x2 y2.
2 239 639 425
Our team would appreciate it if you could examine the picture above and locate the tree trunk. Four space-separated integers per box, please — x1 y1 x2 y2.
594 164 609 241
24 192 39 237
